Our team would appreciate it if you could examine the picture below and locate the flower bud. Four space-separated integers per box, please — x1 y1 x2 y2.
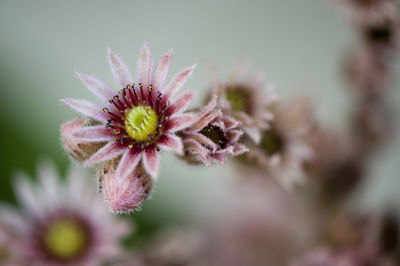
61 118 105 162
100 159 152 214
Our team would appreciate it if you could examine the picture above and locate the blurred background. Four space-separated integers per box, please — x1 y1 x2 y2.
0 0 399 248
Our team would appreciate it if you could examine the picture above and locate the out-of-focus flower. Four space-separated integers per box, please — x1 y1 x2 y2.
339 0 400 49
292 211 400 266
209 65 277 143
61 118 105 162
140 229 205 266
241 97 314 188
346 46 392 95
61 42 196 183
304 124 365 202
99 159 152 214
181 95 248 166
200 177 314 266
0 162 131 266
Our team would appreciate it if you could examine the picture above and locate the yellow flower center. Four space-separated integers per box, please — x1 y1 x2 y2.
43 219 87 259
125 105 159 142
226 87 250 112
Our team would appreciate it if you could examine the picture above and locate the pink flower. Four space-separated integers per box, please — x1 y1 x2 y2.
209 65 278 144
0 161 131 266
181 96 248 166
61 42 196 182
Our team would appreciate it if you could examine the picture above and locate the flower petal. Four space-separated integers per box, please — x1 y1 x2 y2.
184 132 218 152
71 126 115 142
232 143 249 156
165 91 194 117
143 147 160 179
162 64 196 101
190 110 220 132
152 49 172 92
137 41 152 86
107 47 133 89
14 175 40 215
85 142 127 165
115 149 142 180
165 113 196 133
245 126 262 144
183 139 212 166
158 134 183 155
60 98 108 123
75 71 115 101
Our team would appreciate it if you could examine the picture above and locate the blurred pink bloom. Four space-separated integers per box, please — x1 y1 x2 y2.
181 95 248 166
243 98 314 188
0 162 131 266
209 65 277 144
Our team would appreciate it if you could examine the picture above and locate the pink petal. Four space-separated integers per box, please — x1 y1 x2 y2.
14 175 40 215
152 49 172 91
137 41 152 86
107 47 133 89
165 91 194 117
158 134 183 155
143 147 160 179
165 113 196 133
75 72 115 101
162 64 196 101
190 110 220 132
245 126 262 144
185 132 218 151
115 149 142 180
85 142 127 165
60 98 108 123
183 139 212 166
227 129 244 143
71 126 115 142
222 116 240 130
199 95 218 117
165 91 194 116
232 143 249 156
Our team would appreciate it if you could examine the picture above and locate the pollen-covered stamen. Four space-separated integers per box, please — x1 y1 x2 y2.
260 128 285 156
226 86 252 113
43 218 89 260
125 105 159 142
200 125 228 149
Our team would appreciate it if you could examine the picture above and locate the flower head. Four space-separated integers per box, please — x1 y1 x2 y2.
61 42 195 185
241 98 314 188
209 65 277 143
339 0 400 49
0 162 131 265
181 95 248 166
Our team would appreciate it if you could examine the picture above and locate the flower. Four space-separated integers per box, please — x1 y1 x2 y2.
241 98 314 188
99 159 152 214
0 161 131 266
61 42 196 182
209 65 277 143
180 95 248 166
339 0 400 49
